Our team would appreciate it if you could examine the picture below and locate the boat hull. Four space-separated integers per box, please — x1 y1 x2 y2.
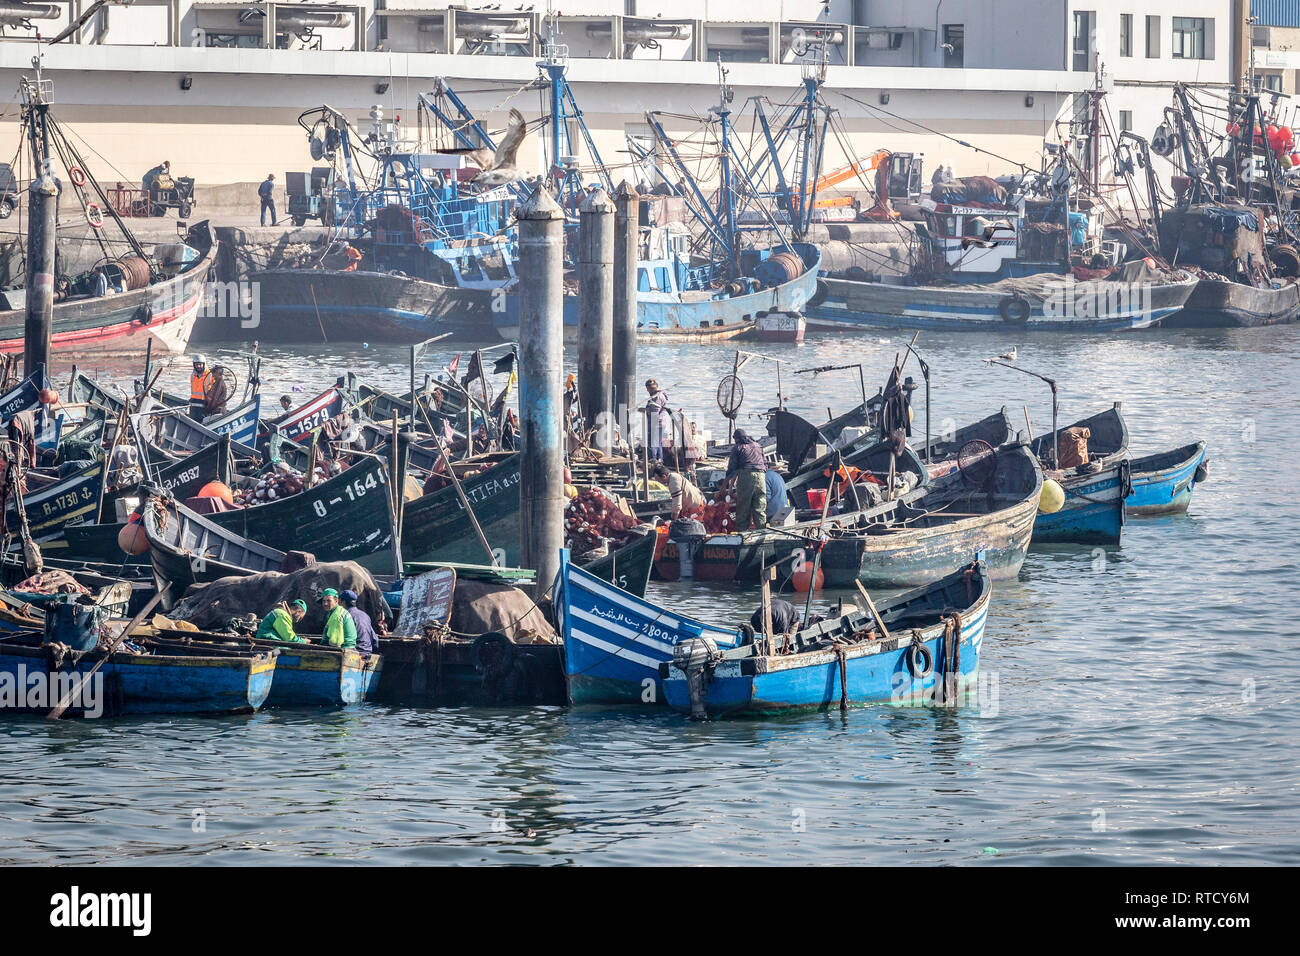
1161 278 1300 328
0 643 274 716
0 223 214 355
662 600 986 715
808 273 1197 332
1126 441 1207 516
1033 460 1129 544
557 553 742 705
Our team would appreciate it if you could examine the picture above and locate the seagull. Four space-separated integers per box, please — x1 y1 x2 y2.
472 108 529 187
995 347 1018 362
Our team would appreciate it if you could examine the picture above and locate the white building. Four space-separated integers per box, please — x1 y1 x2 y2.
0 1 1241 196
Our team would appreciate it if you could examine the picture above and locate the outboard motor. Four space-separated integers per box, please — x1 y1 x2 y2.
667 517 708 579
672 636 721 721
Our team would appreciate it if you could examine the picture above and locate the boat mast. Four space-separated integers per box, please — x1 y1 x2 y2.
715 56 739 278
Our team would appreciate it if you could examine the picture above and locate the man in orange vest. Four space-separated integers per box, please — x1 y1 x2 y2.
190 354 213 421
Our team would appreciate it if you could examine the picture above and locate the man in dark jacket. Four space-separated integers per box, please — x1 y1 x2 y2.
726 429 767 531
258 173 277 226
341 589 378 656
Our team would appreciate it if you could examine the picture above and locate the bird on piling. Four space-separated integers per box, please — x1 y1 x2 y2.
986 346 1018 363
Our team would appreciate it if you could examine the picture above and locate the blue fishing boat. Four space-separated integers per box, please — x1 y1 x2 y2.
202 394 261 448
1126 441 1208 516
1030 404 1130 545
150 631 380 707
555 551 743 705
0 632 276 716
660 562 991 717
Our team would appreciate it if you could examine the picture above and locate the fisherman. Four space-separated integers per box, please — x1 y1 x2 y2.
189 354 214 420
279 394 293 412
256 599 308 644
640 378 671 462
726 429 768 531
931 162 947 187
92 266 109 298
258 173 277 226
340 589 378 656
320 588 357 649
749 598 800 637
942 164 956 183
765 466 789 522
142 160 170 195
652 459 704 519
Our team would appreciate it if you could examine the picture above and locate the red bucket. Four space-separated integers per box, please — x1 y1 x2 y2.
807 488 827 511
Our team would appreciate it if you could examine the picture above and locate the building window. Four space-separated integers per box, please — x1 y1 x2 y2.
1119 110 1133 132
1146 15 1160 58
942 24 964 68
1172 17 1206 59
1120 14 1132 57
1073 11 1094 72
1263 73 1283 92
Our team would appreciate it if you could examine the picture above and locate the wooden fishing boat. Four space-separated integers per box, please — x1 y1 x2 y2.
784 436 927 509
0 630 276 716
555 550 745 705
1030 404 1130 545
0 368 60 449
208 455 397 573
5 460 105 548
401 452 657 596
140 494 286 606
149 630 381 707
132 403 259 459
259 384 343 446
1163 277 1300 328
0 222 216 356
1127 441 1208 516
198 394 262 448
660 561 990 717
918 408 1017 471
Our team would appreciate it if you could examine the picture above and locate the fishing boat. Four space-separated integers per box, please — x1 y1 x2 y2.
132 402 259 460
149 630 380 707
1030 404 1130 545
0 61 213 355
139 492 286 606
259 384 345 447
1127 441 1209 516
809 264 1198 332
5 460 105 547
555 550 745 705
661 561 991 717
0 630 276 716
400 451 657 596
919 408 1017 472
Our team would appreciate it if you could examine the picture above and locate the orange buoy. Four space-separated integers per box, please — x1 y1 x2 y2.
196 481 234 504
791 564 824 592
117 521 149 555
38 388 58 406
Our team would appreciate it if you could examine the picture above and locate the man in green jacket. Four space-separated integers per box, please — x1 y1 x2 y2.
320 588 357 649
257 599 308 643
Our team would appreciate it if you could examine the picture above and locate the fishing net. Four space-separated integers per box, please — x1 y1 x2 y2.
957 439 998 491
716 375 744 419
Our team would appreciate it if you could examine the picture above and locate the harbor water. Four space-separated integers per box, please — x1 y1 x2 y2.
3 326 1298 865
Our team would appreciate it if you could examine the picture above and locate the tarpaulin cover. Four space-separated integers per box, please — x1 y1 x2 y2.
931 176 1008 206
168 561 388 634
448 580 558 644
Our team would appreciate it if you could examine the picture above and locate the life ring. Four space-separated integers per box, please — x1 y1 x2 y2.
998 294 1031 324
69 166 87 187
86 202 104 229
906 641 934 679
807 277 830 308
133 303 154 326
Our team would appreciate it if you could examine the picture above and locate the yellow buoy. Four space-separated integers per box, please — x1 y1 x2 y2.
1038 478 1065 514
563 483 578 498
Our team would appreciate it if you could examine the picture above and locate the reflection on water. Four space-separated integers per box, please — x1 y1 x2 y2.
6 325 1297 864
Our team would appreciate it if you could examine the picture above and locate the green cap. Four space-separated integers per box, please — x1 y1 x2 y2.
319 588 339 601
291 599 308 612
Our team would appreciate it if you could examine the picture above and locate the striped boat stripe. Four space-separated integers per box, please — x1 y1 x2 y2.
570 628 664 671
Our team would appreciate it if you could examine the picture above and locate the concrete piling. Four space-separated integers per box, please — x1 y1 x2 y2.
24 168 58 379
578 187 615 454
612 182 639 446
516 184 566 594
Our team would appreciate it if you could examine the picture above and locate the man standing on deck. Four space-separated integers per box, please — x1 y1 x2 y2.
320 588 357 649
341 589 378 656
189 355 213 421
257 599 308 643
258 173 277 226
726 429 768 531
639 379 671 462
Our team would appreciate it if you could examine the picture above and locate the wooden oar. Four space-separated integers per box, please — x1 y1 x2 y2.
853 580 891 642
47 582 172 720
